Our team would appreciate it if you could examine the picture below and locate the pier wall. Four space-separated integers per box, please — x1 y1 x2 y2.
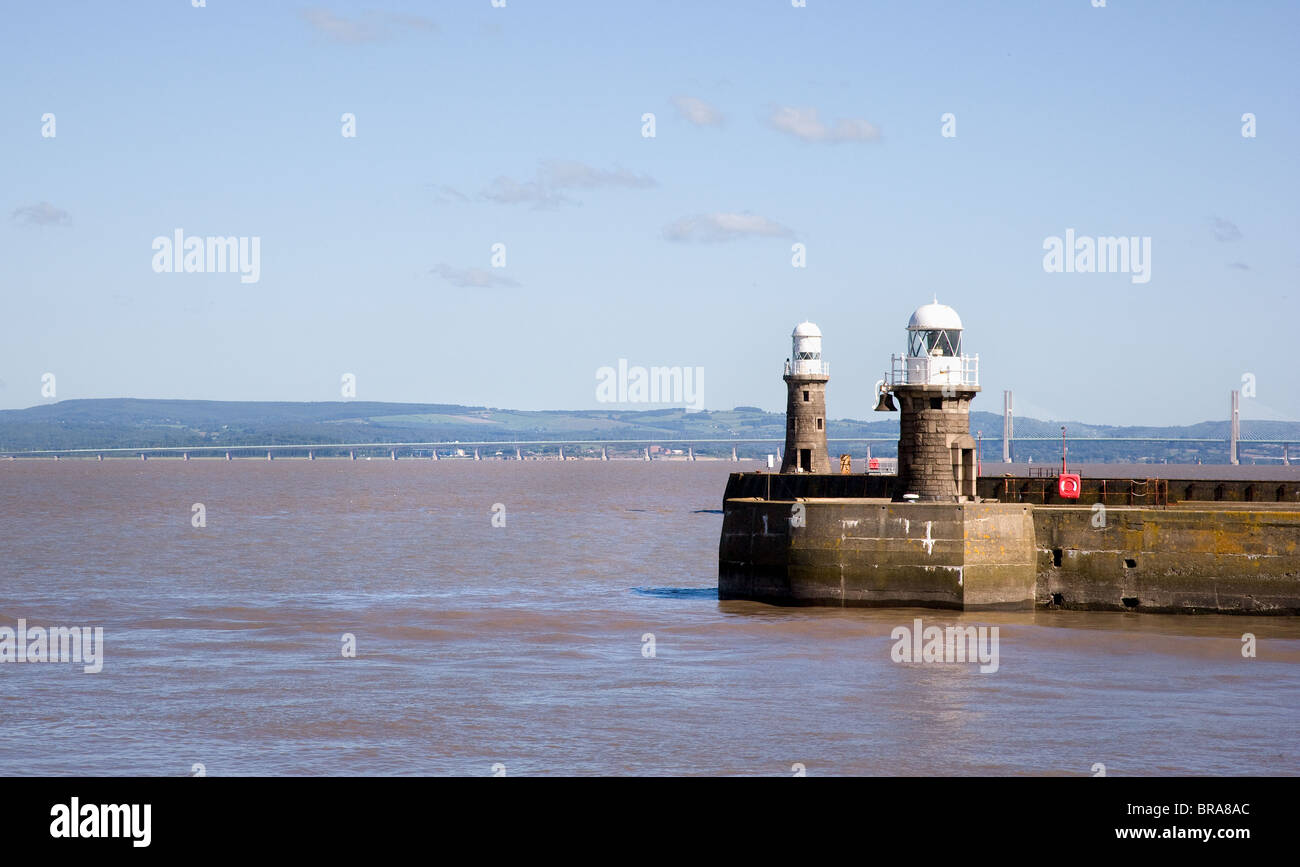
1035 506 1300 614
718 499 1037 610
719 473 1300 614
721 472 1300 506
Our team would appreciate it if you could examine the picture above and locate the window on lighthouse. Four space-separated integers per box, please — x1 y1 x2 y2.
909 329 961 357
803 390 809 402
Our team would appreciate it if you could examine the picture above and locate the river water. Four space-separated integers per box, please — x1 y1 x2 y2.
1 460 1296 776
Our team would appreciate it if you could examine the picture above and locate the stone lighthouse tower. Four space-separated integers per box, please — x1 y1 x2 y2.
781 321 831 474
879 301 980 500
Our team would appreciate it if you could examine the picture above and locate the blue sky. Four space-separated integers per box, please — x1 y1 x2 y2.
2 0 1296 425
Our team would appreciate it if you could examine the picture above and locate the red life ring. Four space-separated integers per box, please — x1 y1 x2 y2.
1058 473 1081 499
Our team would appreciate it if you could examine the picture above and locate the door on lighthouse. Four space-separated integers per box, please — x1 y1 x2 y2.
800 449 812 472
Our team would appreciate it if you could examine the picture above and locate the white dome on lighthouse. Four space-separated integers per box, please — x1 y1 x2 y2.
790 321 825 376
893 299 978 388
907 301 963 332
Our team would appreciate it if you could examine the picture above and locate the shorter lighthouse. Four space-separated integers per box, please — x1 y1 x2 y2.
780 321 831 474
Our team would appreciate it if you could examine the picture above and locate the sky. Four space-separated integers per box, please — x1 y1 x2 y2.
2 0 1297 426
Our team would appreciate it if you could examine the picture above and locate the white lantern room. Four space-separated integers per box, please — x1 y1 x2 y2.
789 321 827 376
891 301 978 387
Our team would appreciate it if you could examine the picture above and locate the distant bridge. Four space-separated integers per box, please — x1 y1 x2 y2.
2 434 1296 458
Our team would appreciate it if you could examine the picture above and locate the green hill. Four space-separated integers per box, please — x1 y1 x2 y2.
1 398 1297 463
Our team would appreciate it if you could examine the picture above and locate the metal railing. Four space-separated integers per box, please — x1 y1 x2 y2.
995 476 1169 507
889 353 978 387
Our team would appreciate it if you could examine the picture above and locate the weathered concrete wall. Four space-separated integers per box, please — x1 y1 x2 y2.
718 473 1300 614
1034 506 1300 614
718 499 1036 610
963 505 1040 609
720 472 1300 506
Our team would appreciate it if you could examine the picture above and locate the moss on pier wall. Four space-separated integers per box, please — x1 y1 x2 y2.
718 499 1036 610
1034 506 1300 614
718 474 1300 613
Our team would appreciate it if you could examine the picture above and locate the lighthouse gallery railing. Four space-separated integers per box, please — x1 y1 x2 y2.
889 353 979 387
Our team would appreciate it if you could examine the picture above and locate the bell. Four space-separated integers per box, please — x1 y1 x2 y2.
873 380 898 412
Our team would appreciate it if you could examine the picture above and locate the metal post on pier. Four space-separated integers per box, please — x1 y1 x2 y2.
1003 390 1013 464
1230 390 1240 466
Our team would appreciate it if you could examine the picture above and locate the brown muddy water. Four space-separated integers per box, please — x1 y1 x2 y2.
1 461 1296 776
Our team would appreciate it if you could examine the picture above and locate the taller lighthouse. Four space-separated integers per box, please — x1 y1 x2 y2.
780 321 831 473
879 301 980 501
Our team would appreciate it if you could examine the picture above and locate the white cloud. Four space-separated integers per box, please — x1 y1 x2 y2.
430 264 520 289
299 9 436 44
1212 217 1242 242
539 160 655 190
768 105 881 143
480 176 568 209
672 96 724 127
662 212 795 243
12 202 70 226
475 161 654 209
431 185 470 204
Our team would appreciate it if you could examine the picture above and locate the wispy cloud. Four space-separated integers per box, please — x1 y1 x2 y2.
662 212 795 243
1227 261 1251 271
466 160 655 209
1212 217 1242 242
767 105 881 143
430 264 520 289
539 160 654 191
431 184 471 204
299 8 436 44
480 176 564 208
672 96 724 127
12 202 70 226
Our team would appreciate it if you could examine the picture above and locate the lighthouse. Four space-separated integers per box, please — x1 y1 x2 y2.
780 321 831 473
878 301 980 501
723 304 1040 611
